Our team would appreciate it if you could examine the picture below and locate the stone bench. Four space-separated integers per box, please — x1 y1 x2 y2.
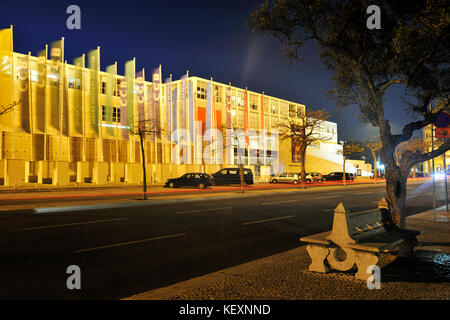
300 198 421 280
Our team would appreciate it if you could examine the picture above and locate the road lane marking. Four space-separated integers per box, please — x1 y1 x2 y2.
13 218 127 232
74 233 188 253
354 192 373 195
315 195 340 199
261 200 298 205
242 215 296 226
174 207 232 214
322 205 357 213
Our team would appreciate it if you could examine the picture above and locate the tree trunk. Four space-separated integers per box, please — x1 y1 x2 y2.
139 133 148 200
300 145 307 182
384 166 408 228
239 164 245 193
379 130 407 228
343 158 346 186
371 150 378 179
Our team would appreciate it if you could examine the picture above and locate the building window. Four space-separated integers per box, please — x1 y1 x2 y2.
112 107 121 123
68 77 81 90
215 85 223 103
237 91 245 107
112 107 117 123
101 81 106 94
102 106 106 121
250 94 258 110
289 104 296 117
114 79 120 96
197 80 206 100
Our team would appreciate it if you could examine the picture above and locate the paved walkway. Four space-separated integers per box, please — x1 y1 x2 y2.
126 209 449 300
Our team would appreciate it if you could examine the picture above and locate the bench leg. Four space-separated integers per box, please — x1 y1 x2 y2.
306 244 330 273
398 237 418 258
354 252 380 281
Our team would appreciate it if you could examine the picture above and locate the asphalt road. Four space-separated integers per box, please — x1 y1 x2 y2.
0 180 445 299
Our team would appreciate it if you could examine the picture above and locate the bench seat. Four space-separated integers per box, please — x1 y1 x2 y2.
348 229 421 252
300 199 421 280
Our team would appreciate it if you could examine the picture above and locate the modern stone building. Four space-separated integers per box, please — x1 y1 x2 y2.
0 27 365 187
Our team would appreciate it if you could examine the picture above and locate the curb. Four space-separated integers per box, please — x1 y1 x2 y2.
0 182 394 215
0 179 429 215
0 178 429 195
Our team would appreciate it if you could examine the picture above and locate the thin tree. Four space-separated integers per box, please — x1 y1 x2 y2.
129 118 163 200
249 0 450 227
0 100 20 116
221 125 248 193
366 136 382 179
275 108 331 182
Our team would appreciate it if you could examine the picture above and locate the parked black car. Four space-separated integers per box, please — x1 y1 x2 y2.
323 172 355 181
212 168 254 186
165 173 214 189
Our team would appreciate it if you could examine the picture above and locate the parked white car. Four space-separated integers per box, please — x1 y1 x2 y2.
305 172 324 183
270 173 299 184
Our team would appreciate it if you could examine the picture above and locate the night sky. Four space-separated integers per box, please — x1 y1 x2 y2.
1 0 416 142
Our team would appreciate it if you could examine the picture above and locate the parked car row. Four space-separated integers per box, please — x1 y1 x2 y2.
269 172 324 184
269 171 356 184
322 172 355 181
164 168 254 189
165 169 358 189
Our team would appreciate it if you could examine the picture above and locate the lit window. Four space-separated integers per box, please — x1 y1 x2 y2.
102 106 106 121
112 107 117 123
114 79 120 96
196 81 206 99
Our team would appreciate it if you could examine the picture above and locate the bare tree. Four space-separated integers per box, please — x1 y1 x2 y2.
221 125 248 193
275 109 331 182
0 100 20 116
129 119 163 200
366 136 382 179
249 1 450 227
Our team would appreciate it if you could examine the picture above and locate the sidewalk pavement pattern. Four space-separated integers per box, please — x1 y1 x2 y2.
126 209 449 300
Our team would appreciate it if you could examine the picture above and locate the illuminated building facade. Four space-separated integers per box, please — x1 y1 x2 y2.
423 125 450 174
0 27 352 187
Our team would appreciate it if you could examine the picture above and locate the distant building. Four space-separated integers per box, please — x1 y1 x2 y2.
422 124 450 175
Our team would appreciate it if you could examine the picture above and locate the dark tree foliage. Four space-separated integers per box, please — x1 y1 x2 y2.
249 0 450 227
